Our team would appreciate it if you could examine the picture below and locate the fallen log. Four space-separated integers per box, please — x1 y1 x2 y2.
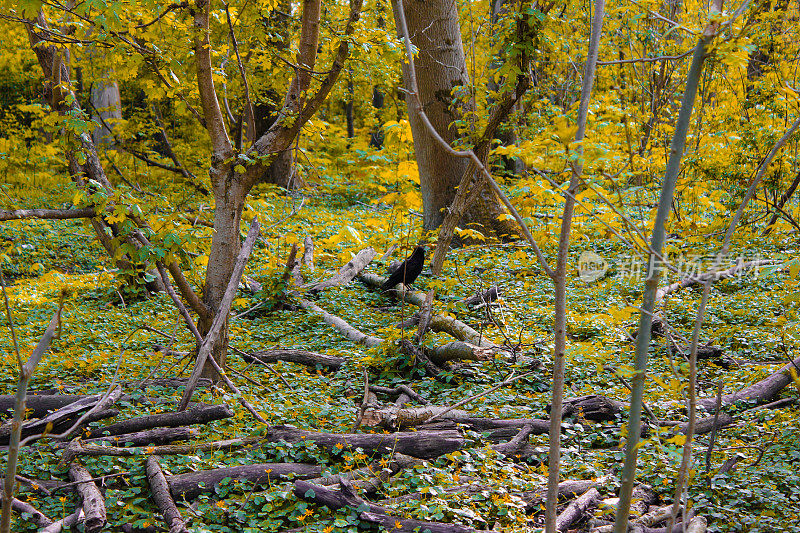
463 286 502 307
521 478 606 513
265 425 464 459
0 394 88 419
361 405 550 434
361 510 492 533
359 272 499 349
59 435 263 464
658 412 735 435
369 384 429 405
427 341 497 365
379 478 597 512
82 427 198 447
244 348 345 371
598 484 656 519
690 354 800 411
295 302 452 378
492 424 537 458
591 505 695 533
69 463 106 533
52 409 120 438
685 516 708 533
310 452 423 494
295 480 495 533
40 507 84 533
303 236 315 271
0 387 122 443
0 493 52 527
553 395 625 422
299 299 383 347
556 487 600 532
169 462 322 500
0 207 97 221
399 339 446 379
656 260 775 304
146 456 188 533
306 247 375 293
88 403 234 438
670 344 733 368
281 243 302 288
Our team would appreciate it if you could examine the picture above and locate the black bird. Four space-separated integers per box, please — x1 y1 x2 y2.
381 245 426 292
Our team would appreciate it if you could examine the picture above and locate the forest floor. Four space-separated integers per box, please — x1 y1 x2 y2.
1 177 799 532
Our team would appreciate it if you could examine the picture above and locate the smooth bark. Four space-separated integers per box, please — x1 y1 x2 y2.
613 4 724 531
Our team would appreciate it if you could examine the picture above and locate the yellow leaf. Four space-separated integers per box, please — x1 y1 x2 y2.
667 434 687 446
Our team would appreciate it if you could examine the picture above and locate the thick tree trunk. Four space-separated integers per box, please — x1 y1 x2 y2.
393 0 516 238
395 0 469 231
200 176 245 378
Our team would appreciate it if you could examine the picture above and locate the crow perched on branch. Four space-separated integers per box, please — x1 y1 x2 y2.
381 245 426 292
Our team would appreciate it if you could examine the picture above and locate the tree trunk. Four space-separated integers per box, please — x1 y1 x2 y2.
393 0 517 238
200 174 245 378
370 86 385 148
91 80 122 145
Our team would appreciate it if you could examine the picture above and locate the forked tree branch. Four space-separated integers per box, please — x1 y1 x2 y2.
244 0 363 192
193 0 233 164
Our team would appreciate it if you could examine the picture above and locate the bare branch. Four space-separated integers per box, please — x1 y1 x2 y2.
224 3 256 144
0 208 96 221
